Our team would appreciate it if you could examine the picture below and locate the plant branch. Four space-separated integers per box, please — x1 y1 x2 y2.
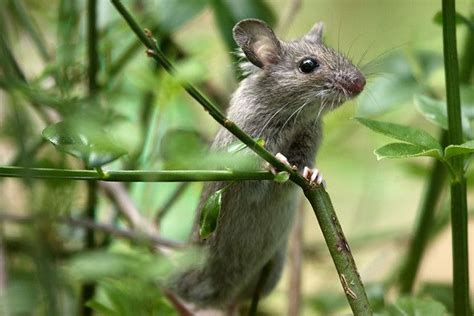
442 0 471 314
81 1 100 314
0 166 274 182
155 183 190 223
100 182 158 234
0 213 184 249
287 205 304 316
110 1 371 314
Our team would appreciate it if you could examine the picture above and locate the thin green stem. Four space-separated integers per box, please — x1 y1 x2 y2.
9 0 50 61
398 153 446 293
442 0 471 314
110 1 372 314
81 1 100 314
0 166 274 182
459 9 474 83
87 0 99 94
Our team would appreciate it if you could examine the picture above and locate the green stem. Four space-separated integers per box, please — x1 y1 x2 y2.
398 152 447 293
459 9 474 83
9 0 50 61
0 166 274 182
87 0 99 94
303 188 371 314
110 1 372 314
81 1 99 314
442 1 471 315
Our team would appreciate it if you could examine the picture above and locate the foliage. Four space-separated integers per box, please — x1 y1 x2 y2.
0 0 473 315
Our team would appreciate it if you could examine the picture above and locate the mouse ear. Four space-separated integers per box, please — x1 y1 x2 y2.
233 19 281 69
303 22 324 43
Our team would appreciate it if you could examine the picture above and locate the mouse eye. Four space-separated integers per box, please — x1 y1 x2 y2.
298 58 319 73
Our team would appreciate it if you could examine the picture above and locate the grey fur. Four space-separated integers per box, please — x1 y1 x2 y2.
169 19 365 309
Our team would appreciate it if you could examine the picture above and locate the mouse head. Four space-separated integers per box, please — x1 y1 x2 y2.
233 19 365 108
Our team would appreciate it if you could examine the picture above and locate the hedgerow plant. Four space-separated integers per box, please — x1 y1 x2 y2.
0 0 472 315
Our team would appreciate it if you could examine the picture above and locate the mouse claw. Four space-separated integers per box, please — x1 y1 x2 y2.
268 153 291 175
275 153 291 167
302 166 326 188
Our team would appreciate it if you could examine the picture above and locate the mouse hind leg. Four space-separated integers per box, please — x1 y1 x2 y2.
238 245 287 302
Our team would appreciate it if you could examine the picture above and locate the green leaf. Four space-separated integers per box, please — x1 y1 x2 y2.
414 94 448 129
375 143 441 160
414 94 473 138
199 189 223 239
211 0 276 56
355 117 442 153
358 50 443 116
227 138 265 153
227 142 248 153
433 11 474 31
155 0 210 33
445 141 474 159
86 300 116 315
42 119 127 168
419 282 454 313
274 171 290 183
387 296 446 316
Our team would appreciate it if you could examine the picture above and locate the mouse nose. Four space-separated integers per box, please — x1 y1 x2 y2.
349 73 366 95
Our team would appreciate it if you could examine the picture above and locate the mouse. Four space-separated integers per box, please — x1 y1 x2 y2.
168 18 365 311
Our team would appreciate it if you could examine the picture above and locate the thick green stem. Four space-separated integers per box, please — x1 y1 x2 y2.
304 188 370 315
398 4 474 294
109 2 372 314
442 0 471 314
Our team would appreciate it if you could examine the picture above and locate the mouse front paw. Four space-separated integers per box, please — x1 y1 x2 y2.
303 166 327 188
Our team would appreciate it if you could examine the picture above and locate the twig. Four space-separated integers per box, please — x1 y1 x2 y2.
397 133 448 293
0 166 274 182
249 260 273 316
287 204 304 316
100 182 157 235
155 183 190 223
64 217 184 249
277 0 302 36
0 213 184 249
0 224 9 316
110 1 372 314
81 1 100 312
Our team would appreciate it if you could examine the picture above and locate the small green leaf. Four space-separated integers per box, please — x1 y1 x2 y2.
199 189 223 239
42 119 127 168
445 140 474 159
419 282 454 313
433 11 474 31
274 171 290 183
86 300 115 314
414 94 448 129
414 94 472 138
155 0 210 33
387 296 446 316
227 142 247 153
211 0 276 61
227 138 265 153
356 117 442 153
375 143 441 160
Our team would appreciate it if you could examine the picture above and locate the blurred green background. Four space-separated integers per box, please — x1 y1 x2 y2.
0 0 473 315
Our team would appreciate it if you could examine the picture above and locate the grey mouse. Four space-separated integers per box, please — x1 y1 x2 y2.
169 18 365 310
